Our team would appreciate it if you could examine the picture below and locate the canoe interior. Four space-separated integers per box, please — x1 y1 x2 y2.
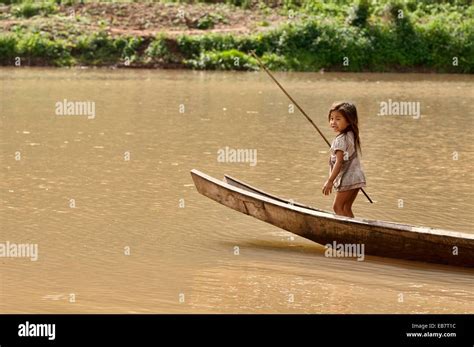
224 174 322 212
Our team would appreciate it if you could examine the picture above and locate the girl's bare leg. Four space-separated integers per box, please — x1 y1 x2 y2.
333 190 354 217
343 188 360 218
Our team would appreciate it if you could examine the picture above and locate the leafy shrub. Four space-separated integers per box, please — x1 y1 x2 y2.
74 32 121 64
12 1 58 18
0 35 18 64
261 52 288 70
185 49 257 70
147 34 180 63
16 32 71 65
348 0 370 27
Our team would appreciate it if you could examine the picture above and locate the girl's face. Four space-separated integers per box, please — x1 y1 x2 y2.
329 111 349 133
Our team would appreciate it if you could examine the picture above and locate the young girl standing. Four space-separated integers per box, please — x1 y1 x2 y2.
322 101 366 217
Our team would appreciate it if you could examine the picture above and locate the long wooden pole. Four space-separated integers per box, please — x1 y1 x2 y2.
249 50 373 204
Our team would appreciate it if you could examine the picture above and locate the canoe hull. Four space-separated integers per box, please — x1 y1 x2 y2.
191 169 474 267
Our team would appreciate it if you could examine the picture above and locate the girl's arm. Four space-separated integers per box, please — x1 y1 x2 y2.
327 150 344 183
322 150 344 195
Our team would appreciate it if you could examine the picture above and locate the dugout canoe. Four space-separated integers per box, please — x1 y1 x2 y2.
190 169 474 267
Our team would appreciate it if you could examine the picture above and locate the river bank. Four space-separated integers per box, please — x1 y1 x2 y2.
0 0 472 72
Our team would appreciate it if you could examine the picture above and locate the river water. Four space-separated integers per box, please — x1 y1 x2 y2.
1 68 473 313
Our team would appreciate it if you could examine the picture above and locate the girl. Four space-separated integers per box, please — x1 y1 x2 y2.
322 101 366 217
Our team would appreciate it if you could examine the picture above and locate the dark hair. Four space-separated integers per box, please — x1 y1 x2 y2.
328 101 362 155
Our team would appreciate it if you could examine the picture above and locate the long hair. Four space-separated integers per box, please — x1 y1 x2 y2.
328 101 362 155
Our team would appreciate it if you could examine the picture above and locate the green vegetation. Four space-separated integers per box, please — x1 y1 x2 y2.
184 49 258 70
0 32 70 66
12 1 58 18
0 31 145 66
163 2 474 73
0 0 472 72
74 32 143 65
195 13 228 30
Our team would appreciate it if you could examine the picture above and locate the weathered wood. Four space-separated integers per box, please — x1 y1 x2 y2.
191 169 474 267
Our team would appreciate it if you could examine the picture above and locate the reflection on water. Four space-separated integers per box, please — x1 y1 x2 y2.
1 68 473 313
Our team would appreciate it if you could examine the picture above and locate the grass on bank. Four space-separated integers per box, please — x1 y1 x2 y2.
0 0 472 72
